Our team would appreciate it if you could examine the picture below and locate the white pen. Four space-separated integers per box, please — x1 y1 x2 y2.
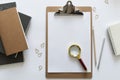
97 38 105 70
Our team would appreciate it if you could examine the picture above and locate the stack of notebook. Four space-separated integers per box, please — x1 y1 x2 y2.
0 2 31 65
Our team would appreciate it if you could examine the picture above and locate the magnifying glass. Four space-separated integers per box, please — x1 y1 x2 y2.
68 44 87 71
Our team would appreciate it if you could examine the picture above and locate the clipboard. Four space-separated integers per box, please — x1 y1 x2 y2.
46 2 92 78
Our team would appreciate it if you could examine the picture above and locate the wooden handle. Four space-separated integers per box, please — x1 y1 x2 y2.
78 59 87 71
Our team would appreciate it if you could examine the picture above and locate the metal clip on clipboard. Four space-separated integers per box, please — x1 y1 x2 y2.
55 1 84 16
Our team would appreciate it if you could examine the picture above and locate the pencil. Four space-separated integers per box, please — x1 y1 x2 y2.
92 29 97 66
97 38 105 70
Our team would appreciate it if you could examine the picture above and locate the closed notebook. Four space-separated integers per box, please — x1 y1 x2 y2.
0 12 31 53
0 13 31 65
108 22 120 56
0 2 30 53
0 2 16 53
0 13 31 52
0 8 28 56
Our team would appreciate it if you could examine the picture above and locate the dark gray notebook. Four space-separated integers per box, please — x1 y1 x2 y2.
0 2 31 65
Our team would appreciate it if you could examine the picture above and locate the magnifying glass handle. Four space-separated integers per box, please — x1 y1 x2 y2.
78 59 87 71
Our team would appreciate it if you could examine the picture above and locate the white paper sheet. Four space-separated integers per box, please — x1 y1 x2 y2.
48 12 91 73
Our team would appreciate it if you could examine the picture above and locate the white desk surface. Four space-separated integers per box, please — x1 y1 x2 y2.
0 0 120 80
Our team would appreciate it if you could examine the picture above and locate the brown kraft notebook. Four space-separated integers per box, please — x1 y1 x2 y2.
0 7 28 56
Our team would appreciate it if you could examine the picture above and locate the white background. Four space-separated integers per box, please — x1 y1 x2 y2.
0 0 120 80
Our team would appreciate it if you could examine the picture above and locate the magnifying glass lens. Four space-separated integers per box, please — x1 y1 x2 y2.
70 46 79 57
69 44 87 71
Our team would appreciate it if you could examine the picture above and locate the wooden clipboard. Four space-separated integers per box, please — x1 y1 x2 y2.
46 6 92 78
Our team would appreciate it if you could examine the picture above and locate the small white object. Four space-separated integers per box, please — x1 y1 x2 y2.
38 52 42 57
40 42 45 48
35 48 39 54
95 14 99 20
104 0 109 4
93 7 96 12
39 65 43 71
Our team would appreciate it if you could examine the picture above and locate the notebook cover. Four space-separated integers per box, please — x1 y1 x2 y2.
0 12 31 54
0 8 28 56
108 22 120 56
0 2 31 65
0 2 31 53
0 2 16 53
